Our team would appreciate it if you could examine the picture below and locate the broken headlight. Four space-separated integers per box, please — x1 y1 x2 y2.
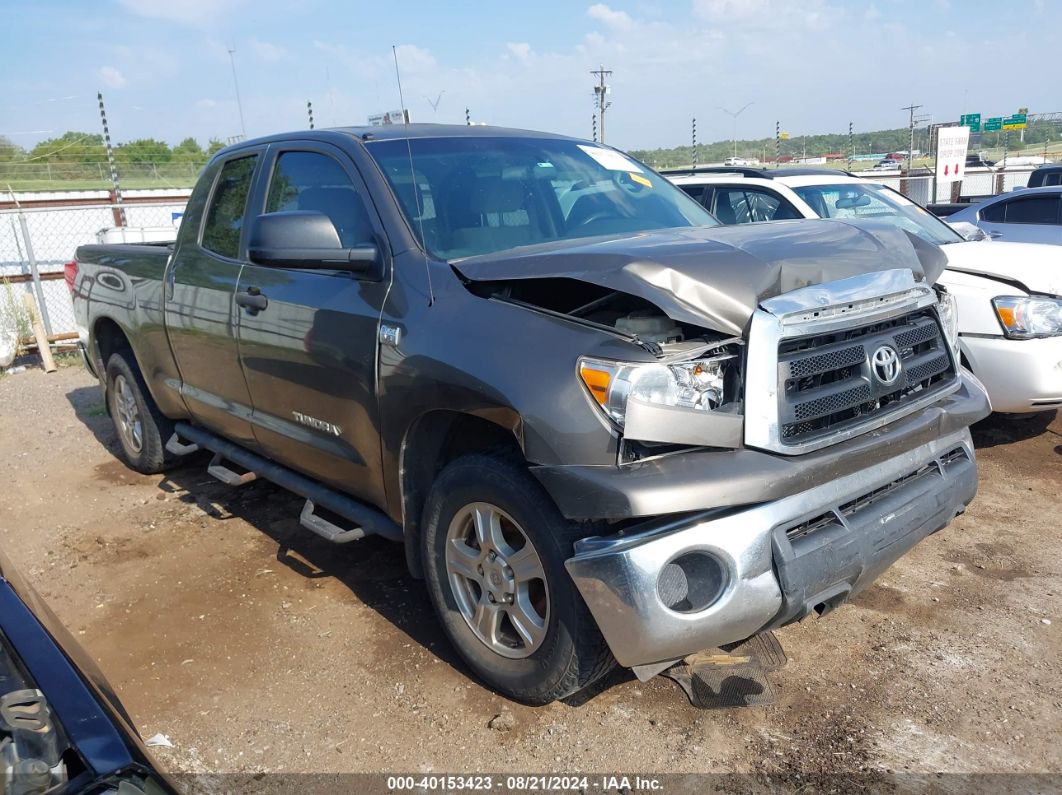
579 355 736 427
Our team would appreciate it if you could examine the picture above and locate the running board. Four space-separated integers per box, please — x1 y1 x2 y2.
207 453 258 486
165 433 200 456
300 500 365 543
170 421 403 543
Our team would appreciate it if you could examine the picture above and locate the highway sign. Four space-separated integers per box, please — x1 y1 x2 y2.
960 113 981 132
984 117 1003 132
1002 113 1028 130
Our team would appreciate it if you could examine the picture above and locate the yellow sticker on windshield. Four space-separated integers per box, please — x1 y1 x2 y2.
630 173 652 187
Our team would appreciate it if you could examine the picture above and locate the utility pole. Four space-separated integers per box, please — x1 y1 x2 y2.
591 65 612 144
307 101 314 130
227 47 247 139
692 117 697 167
901 103 929 173
97 91 125 226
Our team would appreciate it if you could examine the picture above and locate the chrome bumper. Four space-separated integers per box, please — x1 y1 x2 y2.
564 427 979 669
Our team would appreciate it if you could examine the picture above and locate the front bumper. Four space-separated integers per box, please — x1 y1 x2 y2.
564 427 978 668
961 334 1062 413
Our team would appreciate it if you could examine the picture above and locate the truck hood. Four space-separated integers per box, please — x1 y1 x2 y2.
941 240 1062 295
453 219 945 335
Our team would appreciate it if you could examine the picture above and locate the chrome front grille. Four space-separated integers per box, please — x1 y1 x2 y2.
777 309 956 445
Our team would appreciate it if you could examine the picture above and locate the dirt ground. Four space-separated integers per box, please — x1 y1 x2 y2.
1 365 1059 786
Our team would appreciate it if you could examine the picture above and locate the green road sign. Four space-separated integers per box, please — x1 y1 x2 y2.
1002 113 1028 130
984 117 1003 132
960 113 981 131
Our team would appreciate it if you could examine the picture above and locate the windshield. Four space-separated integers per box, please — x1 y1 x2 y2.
366 136 716 260
792 182 962 246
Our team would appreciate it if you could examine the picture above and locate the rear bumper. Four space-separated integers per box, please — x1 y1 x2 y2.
961 334 1062 413
564 427 978 668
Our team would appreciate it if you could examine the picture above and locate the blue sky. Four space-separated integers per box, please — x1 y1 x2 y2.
3 0 1059 152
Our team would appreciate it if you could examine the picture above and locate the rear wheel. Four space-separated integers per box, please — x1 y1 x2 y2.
422 454 615 704
105 352 175 474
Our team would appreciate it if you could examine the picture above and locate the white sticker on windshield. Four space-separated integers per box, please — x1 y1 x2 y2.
890 192 915 206
577 144 643 173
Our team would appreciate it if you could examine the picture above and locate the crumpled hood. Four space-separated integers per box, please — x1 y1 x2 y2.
453 219 945 335
942 240 1062 296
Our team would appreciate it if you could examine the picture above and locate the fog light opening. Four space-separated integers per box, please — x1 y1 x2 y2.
657 551 727 613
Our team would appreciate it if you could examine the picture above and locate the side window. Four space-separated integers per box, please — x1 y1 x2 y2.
679 184 707 206
743 188 801 222
1045 173 1061 187
265 151 375 247
711 188 747 224
1002 196 1060 225
980 201 1006 223
201 155 257 258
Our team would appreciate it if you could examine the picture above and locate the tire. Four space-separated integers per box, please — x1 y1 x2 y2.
104 351 176 475
421 454 615 704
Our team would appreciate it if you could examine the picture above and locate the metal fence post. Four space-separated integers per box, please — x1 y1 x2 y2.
15 212 53 337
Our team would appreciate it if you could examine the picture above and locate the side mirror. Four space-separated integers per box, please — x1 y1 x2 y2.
248 211 377 271
948 221 988 242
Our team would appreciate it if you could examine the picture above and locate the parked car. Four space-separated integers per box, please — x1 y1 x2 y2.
871 160 902 172
666 167 1062 413
0 546 175 793
1027 162 1062 187
965 153 997 170
947 186 1062 245
69 125 988 704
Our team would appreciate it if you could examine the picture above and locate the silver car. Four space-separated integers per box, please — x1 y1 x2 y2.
948 185 1062 245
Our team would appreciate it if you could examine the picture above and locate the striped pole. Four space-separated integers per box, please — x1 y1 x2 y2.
307 101 314 130
775 120 780 167
692 117 697 167
98 92 126 226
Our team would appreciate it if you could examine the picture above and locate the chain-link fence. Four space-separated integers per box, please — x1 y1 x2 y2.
858 167 1036 205
0 197 188 342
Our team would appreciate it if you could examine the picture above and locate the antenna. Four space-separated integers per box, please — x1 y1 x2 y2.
393 45 435 307
227 46 247 139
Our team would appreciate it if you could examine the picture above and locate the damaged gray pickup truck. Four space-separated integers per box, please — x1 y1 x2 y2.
70 125 990 704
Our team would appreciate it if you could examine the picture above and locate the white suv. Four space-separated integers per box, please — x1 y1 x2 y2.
666 167 1062 415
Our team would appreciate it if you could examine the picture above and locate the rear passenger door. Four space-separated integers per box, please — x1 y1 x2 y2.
235 142 391 507
164 150 263 448
979 194 1062 244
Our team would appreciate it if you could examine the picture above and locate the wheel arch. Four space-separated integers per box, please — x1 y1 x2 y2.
399 409 527 578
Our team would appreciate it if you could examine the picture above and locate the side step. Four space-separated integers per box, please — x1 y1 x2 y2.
165 433 200 456
171 421 403 543
207 453 257 486
300 500 365 544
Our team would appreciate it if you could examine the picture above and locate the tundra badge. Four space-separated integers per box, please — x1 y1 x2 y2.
292 412 342 436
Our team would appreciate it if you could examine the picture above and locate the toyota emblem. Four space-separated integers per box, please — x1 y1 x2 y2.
871 345 902 385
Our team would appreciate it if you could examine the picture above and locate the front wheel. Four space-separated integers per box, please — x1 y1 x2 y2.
421 454 615 704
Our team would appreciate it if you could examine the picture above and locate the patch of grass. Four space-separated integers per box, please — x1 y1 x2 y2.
53 351 83 367
86 402 107 417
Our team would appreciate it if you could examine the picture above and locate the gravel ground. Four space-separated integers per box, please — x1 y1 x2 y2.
0 365 1059 788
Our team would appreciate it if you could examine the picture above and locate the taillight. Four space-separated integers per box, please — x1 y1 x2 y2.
63 259 78 293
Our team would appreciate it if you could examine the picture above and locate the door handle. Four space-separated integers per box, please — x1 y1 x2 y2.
987 230 1003 238
235 287 268 313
